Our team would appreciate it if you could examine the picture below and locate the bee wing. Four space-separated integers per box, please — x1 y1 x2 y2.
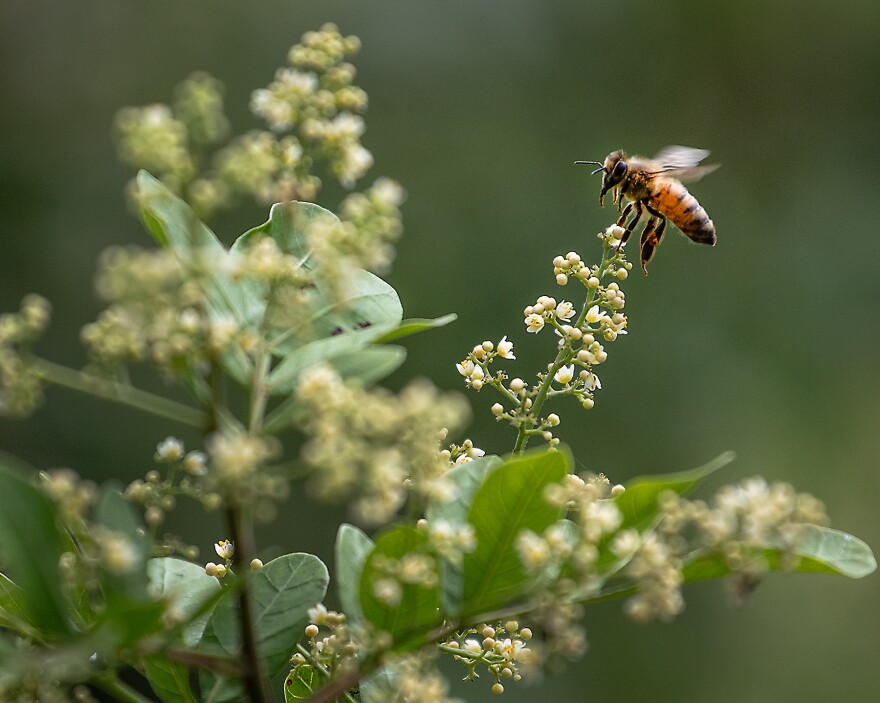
657 163 720 183
652 145 711 169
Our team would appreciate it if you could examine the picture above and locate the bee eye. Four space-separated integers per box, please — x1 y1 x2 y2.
612 160 627 179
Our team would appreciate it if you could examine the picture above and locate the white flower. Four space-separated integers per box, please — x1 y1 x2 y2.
555 301 575 320
585 305 606 324
497 335 516 359
525 313 545 334
582 372 601 391
554 364 575 385
456 359 475 377
214 539 235 560
183 451 208 476
155 436 184 462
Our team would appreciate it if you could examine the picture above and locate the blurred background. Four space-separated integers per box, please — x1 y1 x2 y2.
2 1 879 701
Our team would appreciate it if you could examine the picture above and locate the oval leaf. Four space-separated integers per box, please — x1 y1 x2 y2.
334 524 374 626
359 526 442 647
0 453 71 637
460 449 570 619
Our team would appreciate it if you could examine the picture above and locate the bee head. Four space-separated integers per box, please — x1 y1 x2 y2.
601 151 628 194
575 150 628 206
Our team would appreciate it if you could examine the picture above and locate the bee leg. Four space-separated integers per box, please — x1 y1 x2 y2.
639 212 667 275
616 203 633 227
616 177 632 212
639 217 659 275
621 200 643 246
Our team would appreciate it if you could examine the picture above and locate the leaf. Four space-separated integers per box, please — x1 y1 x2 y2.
231 200 331 265
359 526 442 647
682 524 877 584
267 336 405 394
334 524 374 626
94 485 149 603
0 453 71 638
424 455 502 615
0 572 36 634
327 346 406 386
614 451 735 532
252 553 329 673
136 171 254 383
199 553 329 701
373 314 458 344
425 455 502 527
459 450 570 620
143 656 197 703
283 665 321 701
146 557 222 648
359 664 400 703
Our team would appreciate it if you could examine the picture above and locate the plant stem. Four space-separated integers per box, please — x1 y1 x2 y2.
35 359 206 428
294 645 359 703
91 672 156 703
512 240 615 454
226 502 272 703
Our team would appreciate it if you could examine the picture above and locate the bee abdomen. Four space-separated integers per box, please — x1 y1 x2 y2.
654 183 716 246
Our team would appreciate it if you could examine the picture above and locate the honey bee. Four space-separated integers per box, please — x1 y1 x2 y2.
576 146 719 274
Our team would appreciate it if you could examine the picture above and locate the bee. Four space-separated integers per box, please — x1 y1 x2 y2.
576 145 719 274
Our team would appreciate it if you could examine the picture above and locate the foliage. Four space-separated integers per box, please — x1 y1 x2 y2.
0 23 874 703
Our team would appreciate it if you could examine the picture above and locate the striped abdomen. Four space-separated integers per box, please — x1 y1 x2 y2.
650 180 716 245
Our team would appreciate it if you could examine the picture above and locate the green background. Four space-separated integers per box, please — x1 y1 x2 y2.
1 1 878 701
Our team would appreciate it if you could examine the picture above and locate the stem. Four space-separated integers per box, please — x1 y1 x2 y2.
35 359 206 428
294 645 359 703
226 503 272 703
91 672 156 703
249 347 270 433
512 240 616 455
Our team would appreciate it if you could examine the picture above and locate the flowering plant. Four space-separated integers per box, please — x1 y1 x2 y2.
0 24 874 703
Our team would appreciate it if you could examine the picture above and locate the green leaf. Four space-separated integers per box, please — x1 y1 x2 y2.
0 572 36 634
359 526 442 647
231 200 335 266
373 314 458 344
425 455 502 527
138 170 227 256
143 657 197 703
327 346 406 386
199 553 329 701
682 524 877 584
252 553 329 673
334 524 374 625
615 451 735 532
283 665 321 701
424 455 502 615
459 450 570 620
359 664 400 703
136 171 254 383
94 485 149 603
0 453 71 638
147 557 222 648
267 336 404 395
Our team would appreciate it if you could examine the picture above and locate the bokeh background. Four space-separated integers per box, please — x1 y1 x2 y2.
2 1 879 701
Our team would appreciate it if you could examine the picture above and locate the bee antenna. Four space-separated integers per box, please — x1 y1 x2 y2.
574 160 605 175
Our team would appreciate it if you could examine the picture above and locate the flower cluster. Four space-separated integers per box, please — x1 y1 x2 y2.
417 517 477 566
296 364 470 526
457 227 630 449
307 177 406 277
125 436 219 544
114 104 196 192
0 294 51 418
441 620 534 695
80 246 256 374
290 604 359 687
114 24 371 218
